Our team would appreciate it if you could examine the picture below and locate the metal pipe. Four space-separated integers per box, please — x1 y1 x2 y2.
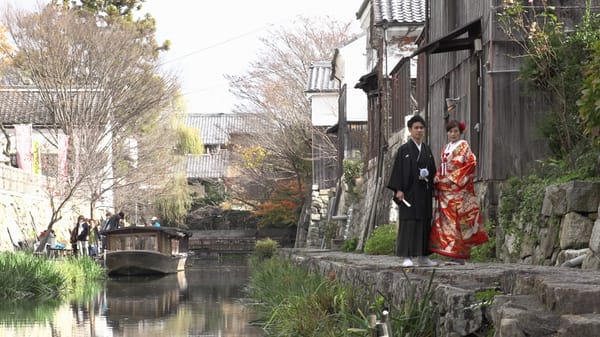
561 254 586 268
486 69 520 74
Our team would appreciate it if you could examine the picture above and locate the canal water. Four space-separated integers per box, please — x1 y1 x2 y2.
0 260 265 337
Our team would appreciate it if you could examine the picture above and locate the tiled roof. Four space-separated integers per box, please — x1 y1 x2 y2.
372 0 426 25
0 87 54 125
183 113 260 145
184 152 229 179
306 62 339 93
0 86 104 126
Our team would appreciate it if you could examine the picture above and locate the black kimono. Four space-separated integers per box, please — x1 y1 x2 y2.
387 139 436 257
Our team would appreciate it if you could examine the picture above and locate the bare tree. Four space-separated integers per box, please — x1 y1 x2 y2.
1 4 179 241
226 16 355 205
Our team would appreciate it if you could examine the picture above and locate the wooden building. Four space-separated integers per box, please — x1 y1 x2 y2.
306 62 339 190
399 0 598 217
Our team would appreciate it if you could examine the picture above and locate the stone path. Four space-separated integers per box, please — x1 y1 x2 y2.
280 249 600 337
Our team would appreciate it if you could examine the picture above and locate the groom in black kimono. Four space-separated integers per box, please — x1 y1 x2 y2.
387 115 437 267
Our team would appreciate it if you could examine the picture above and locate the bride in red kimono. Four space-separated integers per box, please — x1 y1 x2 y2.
429 120 488 264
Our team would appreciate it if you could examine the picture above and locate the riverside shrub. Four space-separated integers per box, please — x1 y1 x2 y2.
254 238 279 259
364 224 397 255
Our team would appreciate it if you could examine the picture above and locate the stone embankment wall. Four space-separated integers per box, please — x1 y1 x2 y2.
282 249 600 337
305 187 333 248
0 165 85 252
304 132 402 250
499 181 600 269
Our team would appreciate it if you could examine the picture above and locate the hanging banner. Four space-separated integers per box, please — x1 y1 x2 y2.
71 129 80 181
58 133 69 180
14 124 33 172
32 141 41 174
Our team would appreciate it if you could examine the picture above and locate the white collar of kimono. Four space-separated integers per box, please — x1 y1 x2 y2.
411 138 422 152
444 139 465 154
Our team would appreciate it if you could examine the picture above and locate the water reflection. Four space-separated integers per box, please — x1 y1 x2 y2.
0 262 264 337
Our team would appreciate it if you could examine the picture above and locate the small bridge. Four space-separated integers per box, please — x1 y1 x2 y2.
187 229 295 256
188 230 257 255
189 236 256 254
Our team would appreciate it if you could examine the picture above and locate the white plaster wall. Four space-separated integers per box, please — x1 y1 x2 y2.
0 166 87 252
310 94 338 126
338 34 368 122
1 127 115 215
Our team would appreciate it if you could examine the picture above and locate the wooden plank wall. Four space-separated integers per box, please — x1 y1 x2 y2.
312 130 337 189
427 1 486 166
390 59 411 133
425 0 599 181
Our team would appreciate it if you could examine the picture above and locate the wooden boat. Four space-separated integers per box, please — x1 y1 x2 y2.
103 226 192 276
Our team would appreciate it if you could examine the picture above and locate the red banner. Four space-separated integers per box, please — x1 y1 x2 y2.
58 133 69 180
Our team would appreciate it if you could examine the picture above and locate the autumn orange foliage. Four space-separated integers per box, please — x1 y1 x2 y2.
253 179 303 228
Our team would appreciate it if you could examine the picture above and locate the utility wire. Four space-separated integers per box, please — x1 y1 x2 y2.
159 25 271 66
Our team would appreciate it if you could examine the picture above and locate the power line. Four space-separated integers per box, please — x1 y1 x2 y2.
159 25 270 66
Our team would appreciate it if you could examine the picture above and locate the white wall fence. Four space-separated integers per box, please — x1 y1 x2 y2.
0 165 85 252
0 164 50 196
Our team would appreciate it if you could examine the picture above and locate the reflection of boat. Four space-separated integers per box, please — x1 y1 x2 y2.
103 226 192 276
103 272 188 321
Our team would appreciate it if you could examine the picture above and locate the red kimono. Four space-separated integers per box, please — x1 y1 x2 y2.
429 140 488 259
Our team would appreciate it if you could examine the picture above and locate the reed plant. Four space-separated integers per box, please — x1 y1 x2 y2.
54 255 106 304
388 270 436 337
247 255 369 337
54 255 106 291
0 251 65 301
0 252 105 302
247 255 437 337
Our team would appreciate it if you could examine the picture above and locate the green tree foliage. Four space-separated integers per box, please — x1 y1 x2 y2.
191 181 227 207
50 0 170 54
578 40 600 142
154 175 192 227
175 125 204 155
498 1 600 161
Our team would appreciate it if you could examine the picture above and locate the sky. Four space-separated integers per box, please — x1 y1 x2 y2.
7 0 363 114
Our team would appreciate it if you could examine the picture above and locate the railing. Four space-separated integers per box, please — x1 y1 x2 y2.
188 237 256 253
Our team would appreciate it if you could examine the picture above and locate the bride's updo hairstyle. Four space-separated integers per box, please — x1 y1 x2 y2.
446 119 466 133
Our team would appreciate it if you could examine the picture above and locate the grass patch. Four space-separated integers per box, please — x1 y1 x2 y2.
364 224 396 255
0 251 65 301
246 255 436 337
247 255 369 336
0 252 105 302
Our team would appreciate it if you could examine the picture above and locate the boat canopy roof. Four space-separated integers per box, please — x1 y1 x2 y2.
101 226 192 239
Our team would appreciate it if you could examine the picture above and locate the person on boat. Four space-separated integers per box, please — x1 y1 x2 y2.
151 216 161 227
105 211 124 231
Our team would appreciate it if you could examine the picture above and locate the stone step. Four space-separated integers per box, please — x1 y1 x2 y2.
282 249 600 336
491 295 600 337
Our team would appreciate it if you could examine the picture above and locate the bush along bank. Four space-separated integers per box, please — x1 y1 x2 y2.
245 254 435 337
0 251 105 302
